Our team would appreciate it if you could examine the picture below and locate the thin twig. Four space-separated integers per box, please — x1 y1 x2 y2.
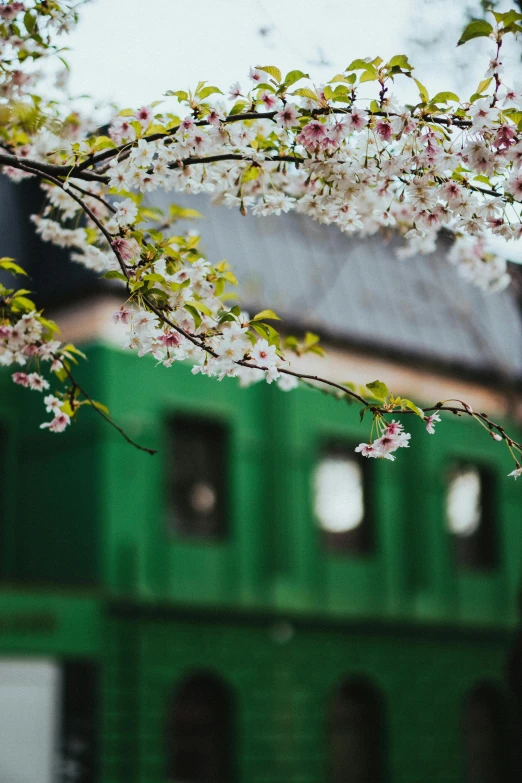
60 360 157 455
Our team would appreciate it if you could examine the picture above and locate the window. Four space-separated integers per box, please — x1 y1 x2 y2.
462 684 510 783
57 660 100 783
167 416 228 539
313 441 372 554
167 672 235 783
328 678 385 783
446 464 497 569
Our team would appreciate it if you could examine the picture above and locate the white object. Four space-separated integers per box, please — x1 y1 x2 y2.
0 659 59 783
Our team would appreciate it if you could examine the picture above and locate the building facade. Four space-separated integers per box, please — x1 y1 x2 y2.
0 183 521 782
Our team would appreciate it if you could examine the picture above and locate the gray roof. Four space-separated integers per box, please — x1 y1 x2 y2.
157 193 522 381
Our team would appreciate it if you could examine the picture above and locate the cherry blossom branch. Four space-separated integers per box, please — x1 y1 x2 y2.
0 102 474 183
76 108 473 174
25 168 522 463
2 0 522 473
65 180 117 214
4 162 157 454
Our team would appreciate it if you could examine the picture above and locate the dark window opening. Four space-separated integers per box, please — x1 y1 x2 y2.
167 416 228 539
57 660 100 783
446 464 497 569
328 678 385 783
167 672 235 783
313 440 373 554
463 684 510 783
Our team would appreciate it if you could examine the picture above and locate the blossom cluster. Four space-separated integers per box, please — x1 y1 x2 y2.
0 287 75 432
356 419 412 461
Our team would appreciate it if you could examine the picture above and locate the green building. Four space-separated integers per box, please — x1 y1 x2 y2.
0 185 521 783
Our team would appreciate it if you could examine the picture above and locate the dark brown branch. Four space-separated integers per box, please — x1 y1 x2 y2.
0 103 473 183
79 106 472 172
65 180 117 214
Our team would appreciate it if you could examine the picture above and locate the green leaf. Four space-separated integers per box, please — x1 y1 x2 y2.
359 70 378 84
284 69 309 86
241 165 261 183
346 58 375 71
457 19 493 46
84 399 110 416
37 316 60 335
292 87 319 101
229 100 249 115
366 380 389 401
144 288 167 301
504 108 522 126
62 343 87 360
221 270 238 285
250 322 270 341
387 54 413 71
257 65 282 83
138 205 164 221
197 86 223 100
475 78 492 96
186 299 212 316
414 78 429 103
253 83 277 94
102 270 127 281
430 91 460 104
329 85 352 101
23 10 36 34
169 204 202 220
184 303 202 328
250 321 280 347
164 90 189 101
503 21 522 35
304 331 320 347
11 295 35 313
400 398 425 418
323 86 336 101
252 309 282 322
54 363 68 383
0 257 27 276
493 10 522 26
61 401 75 417
91 135 115 151
143 273 166 283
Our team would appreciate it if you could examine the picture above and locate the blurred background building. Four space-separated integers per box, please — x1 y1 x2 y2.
0 175 522 783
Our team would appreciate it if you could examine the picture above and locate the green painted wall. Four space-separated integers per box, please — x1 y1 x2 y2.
83 344 521 629
0 588 102 656
0 358 104 586
0 342 521 783
1 343 520 625
102 610 513 783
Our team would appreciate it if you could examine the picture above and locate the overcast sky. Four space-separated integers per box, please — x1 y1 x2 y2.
65 0 514 107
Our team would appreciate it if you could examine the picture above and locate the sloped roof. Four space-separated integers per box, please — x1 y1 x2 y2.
156 193 522 383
